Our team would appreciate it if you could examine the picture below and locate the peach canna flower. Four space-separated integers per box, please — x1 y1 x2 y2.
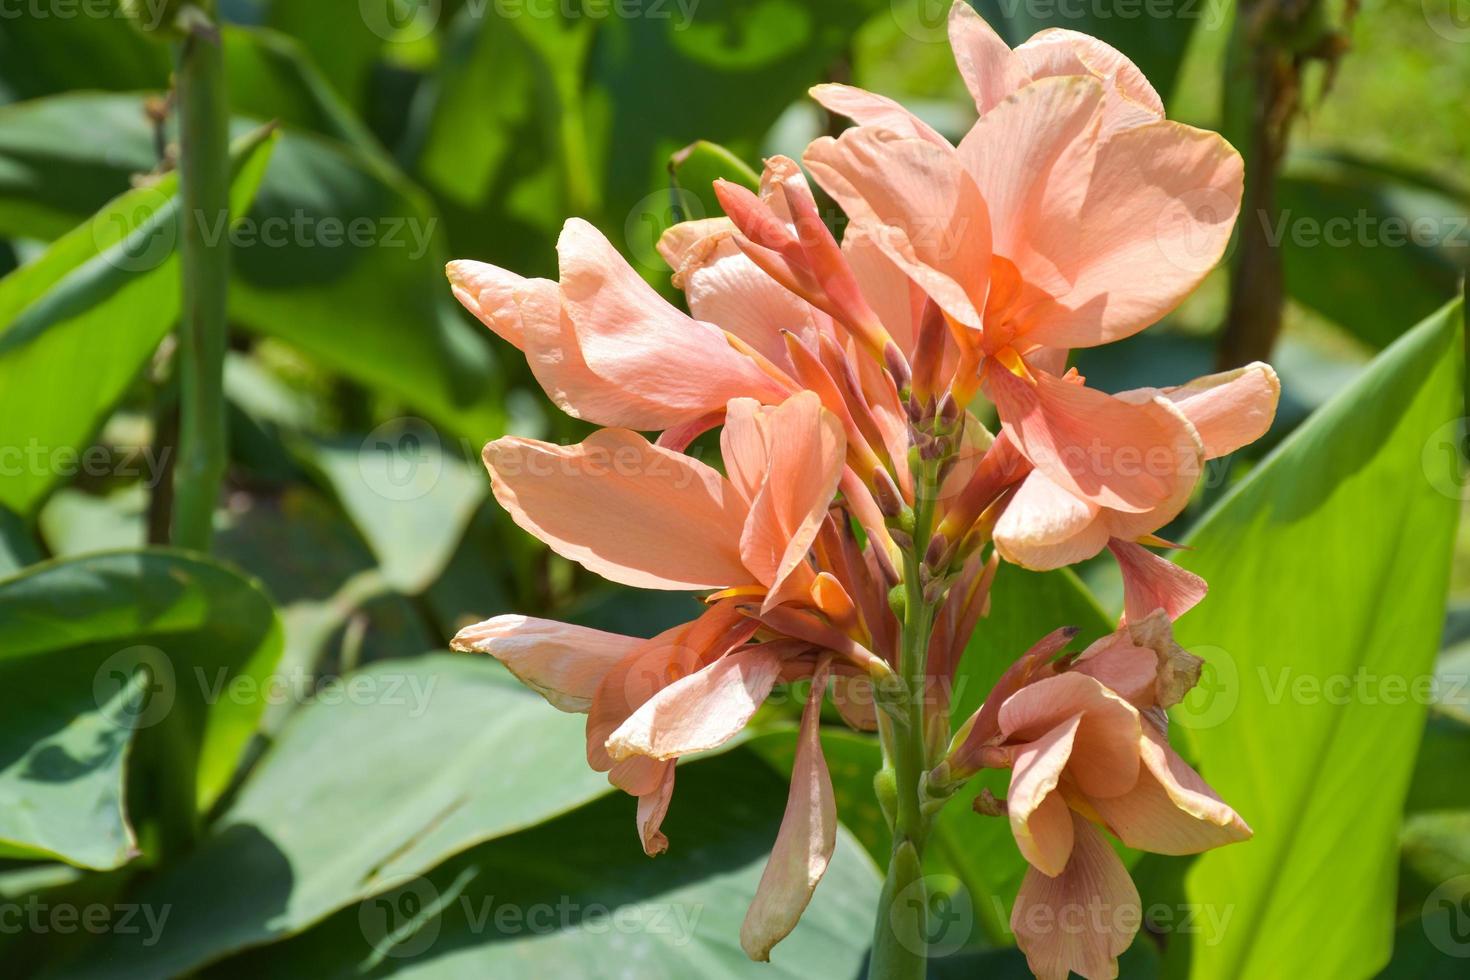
945 616 1250 979
802 2 1243 517
453 391 895 959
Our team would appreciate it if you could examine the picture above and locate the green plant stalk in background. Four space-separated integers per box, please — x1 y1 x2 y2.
869 455 943 980
172 2 229 550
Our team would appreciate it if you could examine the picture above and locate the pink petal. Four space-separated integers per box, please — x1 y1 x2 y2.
446 260 528 349
587 603 753 774
948 2 1028 114
1070 632 1159 707
741 660 837 961
1011 811 1141 980
605 646 783 761
830 673 878 731
636 763 676 855
842 224 922 356
657 217 814 372
805 128 992 327
1158 361 1280 459
557 218 787 425
484 430 749 591
985 368 1203 514
956 76 1104 301
1009 715 1082 876
1019 121 1244 350
1109 538 1208 623
1000 672 1141 799
809 82 949 146
993 469 1109 570
1014 28 1164 135
727 393 847 611
1090 727 1252 854
451 615 640 712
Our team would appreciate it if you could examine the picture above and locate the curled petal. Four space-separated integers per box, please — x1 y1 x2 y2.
446 260 528 349
1014 28 1164 135
985 367 1203 514
948 2 1028 114
557 218 787 426
999 672 1141 799
1109 538 1208 623
1157 362 1281 459
605 646 783 762
741 659 837 961
1012 811 1141 980
809 82 949 146
451 615 640 712
1008 715 1082 876
484 429 749 591
1089 727 1252 855
636 764 676 856
993 469 1108 569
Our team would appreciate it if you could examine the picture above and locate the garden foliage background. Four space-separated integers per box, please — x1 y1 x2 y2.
0 0 1468 976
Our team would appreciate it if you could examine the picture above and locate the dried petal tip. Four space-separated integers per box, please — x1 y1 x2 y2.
973 789 1008 817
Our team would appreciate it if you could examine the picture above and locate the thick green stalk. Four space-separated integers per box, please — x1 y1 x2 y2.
869 459 942 980
172 3 229 550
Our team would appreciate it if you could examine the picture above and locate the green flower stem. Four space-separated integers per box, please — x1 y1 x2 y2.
869 457 942 980
172 2 229 550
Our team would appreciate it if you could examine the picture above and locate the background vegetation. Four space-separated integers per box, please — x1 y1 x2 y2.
0 0 1466 976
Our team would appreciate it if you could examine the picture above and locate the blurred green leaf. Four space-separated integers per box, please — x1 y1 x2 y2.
1279 154 1467 349
56 655 613 978
0 122 275 516
262 1 387 112
669 139 760 222
0 549 283 868
1166 298 1464 978
199 748 881 979
0 2 168 104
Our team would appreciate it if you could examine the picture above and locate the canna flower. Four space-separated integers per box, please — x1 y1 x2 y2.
945 616 1251 979
990 362 1281 620
802 1 1244 519
453 392 892 960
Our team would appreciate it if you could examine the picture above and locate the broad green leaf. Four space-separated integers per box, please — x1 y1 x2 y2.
0 92 506 442
262 1 387 112
0 2 168 105
1167 299 1464 978
55 656 614 978
0 550 283 869
292 425 487 595
669 139 761 223
196 749 881 979
0 123 276 515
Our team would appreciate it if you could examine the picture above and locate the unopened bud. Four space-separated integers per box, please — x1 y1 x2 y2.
883 341 912 395
924 532 950 571
872 467 905 518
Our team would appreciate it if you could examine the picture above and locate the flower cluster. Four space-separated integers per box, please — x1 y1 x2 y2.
446 4 1278 976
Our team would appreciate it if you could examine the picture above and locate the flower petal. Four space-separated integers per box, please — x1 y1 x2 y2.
1158 362 1281 459
741 660 837 961
1014 28 1163 135
1009 715 1082 876
636 763 676 856
727 392 847 611
1090 727 1252 854
451 615 640 712
605 645 783 761
557 218 787 425
805 128 992 327
809 82 949 146
484 429 749 591
993 469 1109 569
948 2 1028 114
1019 121 1244 350
985 367 1203 514
1011 811 1141 980
1109 538 1208 623
446 260 528 349
1000 672 1141 799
